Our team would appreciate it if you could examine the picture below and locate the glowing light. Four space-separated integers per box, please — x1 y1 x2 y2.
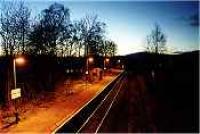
85 71 89 75
88 57 94 63
15 57 25 65
105 58 110 62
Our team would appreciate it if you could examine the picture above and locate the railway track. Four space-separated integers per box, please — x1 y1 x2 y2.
52 71 126 133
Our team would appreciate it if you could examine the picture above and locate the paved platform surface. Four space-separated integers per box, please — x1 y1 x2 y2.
0 70 121 133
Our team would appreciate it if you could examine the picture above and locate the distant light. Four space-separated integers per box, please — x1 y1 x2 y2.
118 59 121 63
85 71 89 75
105 58 110 62
15 57 25 65
88 57 94 63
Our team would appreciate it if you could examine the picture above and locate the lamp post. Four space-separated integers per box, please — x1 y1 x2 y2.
13 57 25 88
103 57 109 76
86 57 94 74
103 58 106 70
85 57 93 89
117 59 121 69
85 57 94 89
118 59 120 64
13 56 25 124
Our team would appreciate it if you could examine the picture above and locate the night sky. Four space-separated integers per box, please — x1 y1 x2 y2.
1 0 199 55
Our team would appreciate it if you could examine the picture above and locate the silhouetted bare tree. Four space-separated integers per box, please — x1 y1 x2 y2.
99 40 117 57
67 23 79 57
28 17 45 54
79 15 106 57
71 21 84 57
15 1 31 54
146 23 167 54
0 1 117 57
0 1 17 55
106 40 117 57
0 1 31 55
28 2 70 55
